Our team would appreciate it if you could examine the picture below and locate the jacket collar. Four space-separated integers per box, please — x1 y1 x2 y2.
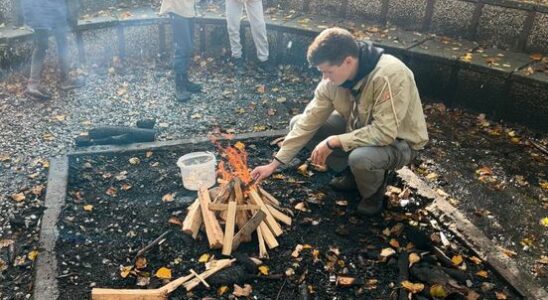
340 41 384 95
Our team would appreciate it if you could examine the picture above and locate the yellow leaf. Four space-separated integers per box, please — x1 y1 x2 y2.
540 181 548 190
409 253 420 268
198 253 210 263
27 250 39 261
217 285 229 296
451 255 463 266
529 53 543 61
541 217 548 227
389 239 400 248
430 284 448 298
135 257 147 269
297 163 309 177
475 270 488 278
258 265 270 275
120 265 132 278
11 193 25 202
162 193 174 202
83 204 93 212
401 280 424 293
155 267 172 279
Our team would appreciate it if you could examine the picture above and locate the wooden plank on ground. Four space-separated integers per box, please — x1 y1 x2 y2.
266 204 292 226
259 187 280 207
256 226 268 258
259 220 279 249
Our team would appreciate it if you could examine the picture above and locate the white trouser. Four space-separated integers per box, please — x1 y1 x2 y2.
225 0 269 61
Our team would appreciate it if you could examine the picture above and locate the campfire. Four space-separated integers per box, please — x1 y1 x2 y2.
181 141 292 258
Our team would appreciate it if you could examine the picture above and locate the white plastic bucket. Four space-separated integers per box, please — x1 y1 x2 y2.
177 151 217 190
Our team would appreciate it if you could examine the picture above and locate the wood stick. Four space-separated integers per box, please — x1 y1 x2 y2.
259 221 279 249
248 188 283 236
259 187 280 207
234 179 249 233
198 188 224 249
208 203 260 211
266 204 292 226
134 230 171 260
92 273 194 300
183 259 236 291
222 201 237 256
232 210 266 250
182 198 202 239
213 179 235 204
256 226 268 258
189 269 210 289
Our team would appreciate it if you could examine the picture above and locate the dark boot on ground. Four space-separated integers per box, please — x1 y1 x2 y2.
183 76 202 93
356 170 395 216
25 84 51 101
175 74 191 102
329 170 357 191
230 56 245 75
60 76 85 91
257 59 275 75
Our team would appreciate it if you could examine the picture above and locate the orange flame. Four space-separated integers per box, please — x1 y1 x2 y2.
211 137 253 185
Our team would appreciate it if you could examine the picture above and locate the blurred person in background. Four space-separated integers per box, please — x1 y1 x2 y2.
160 0 202 102
21 0 85 100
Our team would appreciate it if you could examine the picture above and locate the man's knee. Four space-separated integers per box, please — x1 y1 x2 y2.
348 147 382 171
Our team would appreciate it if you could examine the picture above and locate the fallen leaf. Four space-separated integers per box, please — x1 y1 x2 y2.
256 84 266 94
233 284 252 297
335 200 348 206
476 166 492 176
120 265 132 278
145 151 153 158
105 187 117 197
380 248 396 259
529 53 543 61
258 265 269 275
11 193 25 202
155 267 172 279
498 246 517 258
409 253 420 267
469 256 482 265
83 204 93 212
495 291 507 299
276 96 287 103
475 270 488 278
129 255 147 270
234 141 245 151
292 244 304 258
401 280 424 293
121 183 132 191
430 284 448 298
0 153 10 162
389 239 400 248
0 239 14 248
467 290 481 300
540 217 548 227
162 193 174 202
294 202 308 212
217 285 229 296
136 275 150 286
31 185 44 196
198 253 210 263
168 217 182 226
425 172 438 181
129 157 140 165
451 255 463 266
297 163 310 177
27 250 39 261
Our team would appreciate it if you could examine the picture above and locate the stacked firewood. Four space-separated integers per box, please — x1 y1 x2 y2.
181 178 292 258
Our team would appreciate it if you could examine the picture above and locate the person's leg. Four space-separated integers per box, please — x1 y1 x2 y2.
348 139 415 215
171 14 197 101
180 17 201 92
26 29 51 100
54 26 84 90
243 0 269 62
225 0 244 59
289 112 348 172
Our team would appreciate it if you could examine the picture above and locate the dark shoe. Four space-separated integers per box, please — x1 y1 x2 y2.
60 77 85 90
25 86 51 101
184 79 202 93
176 88 191 102
136 119 156 129
329 173 357 191
258 60 275 74
230 57 245 75
356 171 395 216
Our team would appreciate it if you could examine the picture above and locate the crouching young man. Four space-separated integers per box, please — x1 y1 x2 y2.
250 27 428 216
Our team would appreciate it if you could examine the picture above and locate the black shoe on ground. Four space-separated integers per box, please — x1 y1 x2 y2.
257 60 275 75
60 77 85 91
356 170 395 216
176 88 191 102
230 57 245 75
25 86 52 101
329 172 357 191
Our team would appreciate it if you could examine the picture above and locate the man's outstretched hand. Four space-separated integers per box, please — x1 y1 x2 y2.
250 160 281 182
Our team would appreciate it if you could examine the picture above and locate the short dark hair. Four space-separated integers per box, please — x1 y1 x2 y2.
307 27 359 67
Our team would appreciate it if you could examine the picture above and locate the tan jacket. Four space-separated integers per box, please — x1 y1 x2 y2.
160 0 196 18
275 54 429 164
